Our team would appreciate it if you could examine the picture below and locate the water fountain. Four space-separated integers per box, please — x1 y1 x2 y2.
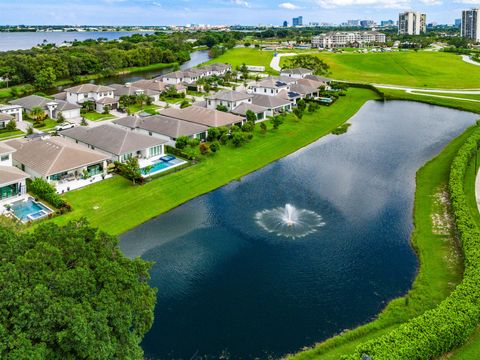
255 203 325 239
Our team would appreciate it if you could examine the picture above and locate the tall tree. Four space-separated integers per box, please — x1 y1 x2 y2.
284 55 330 75
0 220 156 359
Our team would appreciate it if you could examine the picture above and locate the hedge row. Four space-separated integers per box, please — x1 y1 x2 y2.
344 124 480 359
28 178 71 212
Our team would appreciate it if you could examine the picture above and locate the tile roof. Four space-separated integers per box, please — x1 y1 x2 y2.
64 84 115 94
231 103 268 116
9 95 80 112
6 137 109 177
0 165 29 185
0 142 16 155
281 68 313 75
206 90 253 102
61 124 167 156
114 115 208 139
159 106 244 128
251 94 292 108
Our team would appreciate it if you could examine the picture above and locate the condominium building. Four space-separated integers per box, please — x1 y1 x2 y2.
461 8 480 43
398 11 426 35
292 16 303 27
311 31 386 49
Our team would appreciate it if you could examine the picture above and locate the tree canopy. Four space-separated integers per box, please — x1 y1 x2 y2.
284 54 330 76
0 219 156 359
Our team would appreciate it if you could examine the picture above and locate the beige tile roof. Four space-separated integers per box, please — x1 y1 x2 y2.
206 90 253 102
0 142 16 156
64 84 115 94
114 115 208 139
61 124 167 156
159 107 244 128
131 79 167 92
6 137 109 177
231 103 268 116
0 165 29 185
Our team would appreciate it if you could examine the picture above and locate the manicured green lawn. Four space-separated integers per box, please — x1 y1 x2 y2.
0 129 23 139
47 88 377 235
26 118 58 130
281 51 480 89
288 124 474 360
126 104 160 114
203 48 277 74
82 112 116 121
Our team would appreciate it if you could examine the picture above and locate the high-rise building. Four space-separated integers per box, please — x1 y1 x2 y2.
461 9 480 42
381 20 395 27
455 18 462 28
347 20 360 27
283 20 288 27
292 16 303 27
360 20 375 28
398 11 426 35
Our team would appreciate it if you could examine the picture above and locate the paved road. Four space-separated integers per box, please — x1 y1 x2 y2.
461 55 480 67
270 53 297 71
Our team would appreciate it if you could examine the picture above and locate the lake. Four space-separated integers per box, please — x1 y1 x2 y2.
0 31 154 52
120 101 478 359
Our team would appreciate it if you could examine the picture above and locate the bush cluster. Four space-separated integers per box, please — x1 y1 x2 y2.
28 178 71 212
345 125 480 359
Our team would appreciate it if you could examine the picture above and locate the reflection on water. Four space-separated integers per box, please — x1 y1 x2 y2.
120 100 478 359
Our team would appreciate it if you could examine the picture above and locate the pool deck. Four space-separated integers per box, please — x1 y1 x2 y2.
55 173 113 194
139 155 188 177
0 194 29 216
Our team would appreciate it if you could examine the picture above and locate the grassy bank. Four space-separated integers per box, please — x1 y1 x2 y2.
295 52 480 89
381 89 480 114
46 88 376 235
409 92 480 101
287 123 476 360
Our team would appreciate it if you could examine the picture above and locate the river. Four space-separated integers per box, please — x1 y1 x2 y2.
120 100 478 359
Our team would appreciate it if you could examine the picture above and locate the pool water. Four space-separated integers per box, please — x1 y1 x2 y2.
142 156 184 176
11 199 52 222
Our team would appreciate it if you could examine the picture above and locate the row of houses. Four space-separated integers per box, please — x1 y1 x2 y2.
0 66 330 215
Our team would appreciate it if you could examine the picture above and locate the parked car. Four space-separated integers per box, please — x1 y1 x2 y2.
55 123 75 131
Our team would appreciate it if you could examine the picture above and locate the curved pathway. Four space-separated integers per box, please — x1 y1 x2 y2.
461 55 480 67
270 52 297 71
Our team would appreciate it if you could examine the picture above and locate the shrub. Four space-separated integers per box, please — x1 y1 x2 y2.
271 116 283 130
210 141 220 153
346 125 480 360
260 122 267 133
216 104 228 112
5 119 16 131
219 134 229 145
175 136 189 150
207 127 221 142
242 122 254 132
231 132 244 147
28 178 70 211
199 142 211 155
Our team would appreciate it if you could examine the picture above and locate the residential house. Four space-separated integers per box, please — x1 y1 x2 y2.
110 83 161 102
61 124 167 163
64 84 117 113
160 106 245 128
158 63 232 85
113 115 208 145
0 142 29 205
6 136 109 187
289 83 320 99
0 104 23 122
251 94 292 116
9 95 81 120
230 103 268 122
0 113 13 129
206 90 254 111
280 68 313 79
249 76 297 96
303 75 332 90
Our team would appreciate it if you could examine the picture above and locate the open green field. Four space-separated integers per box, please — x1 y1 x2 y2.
288 124 473 359
46 88 376 235
203 48 277 74
280 51 480 89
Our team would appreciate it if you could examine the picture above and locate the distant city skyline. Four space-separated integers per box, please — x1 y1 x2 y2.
0 0 478 26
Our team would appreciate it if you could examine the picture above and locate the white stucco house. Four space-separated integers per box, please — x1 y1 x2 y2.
206 90 254 111
280 68 314 79
249 76 298 97
65 84 116 105
0 104 23 122
0 142 29 206
9 95 81 120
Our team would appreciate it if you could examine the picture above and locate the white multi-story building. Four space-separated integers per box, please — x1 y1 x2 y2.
461 8 480 43
398 11 426 35
311 31 386 49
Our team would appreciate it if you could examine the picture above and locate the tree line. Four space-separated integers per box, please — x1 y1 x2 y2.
0 33 192 89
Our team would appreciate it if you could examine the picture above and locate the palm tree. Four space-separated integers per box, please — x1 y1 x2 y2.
29 107 46 124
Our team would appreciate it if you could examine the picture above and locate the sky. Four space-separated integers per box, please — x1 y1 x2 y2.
0 0 478 26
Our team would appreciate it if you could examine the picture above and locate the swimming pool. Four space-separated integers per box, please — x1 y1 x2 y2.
141 156 186 176
11 198 53 222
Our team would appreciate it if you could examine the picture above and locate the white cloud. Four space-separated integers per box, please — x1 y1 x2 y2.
231 0 250 6
420 0 442 5
279 2 302 9
315 0 410 9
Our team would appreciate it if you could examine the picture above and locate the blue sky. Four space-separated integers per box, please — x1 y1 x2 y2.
0 0 478 26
